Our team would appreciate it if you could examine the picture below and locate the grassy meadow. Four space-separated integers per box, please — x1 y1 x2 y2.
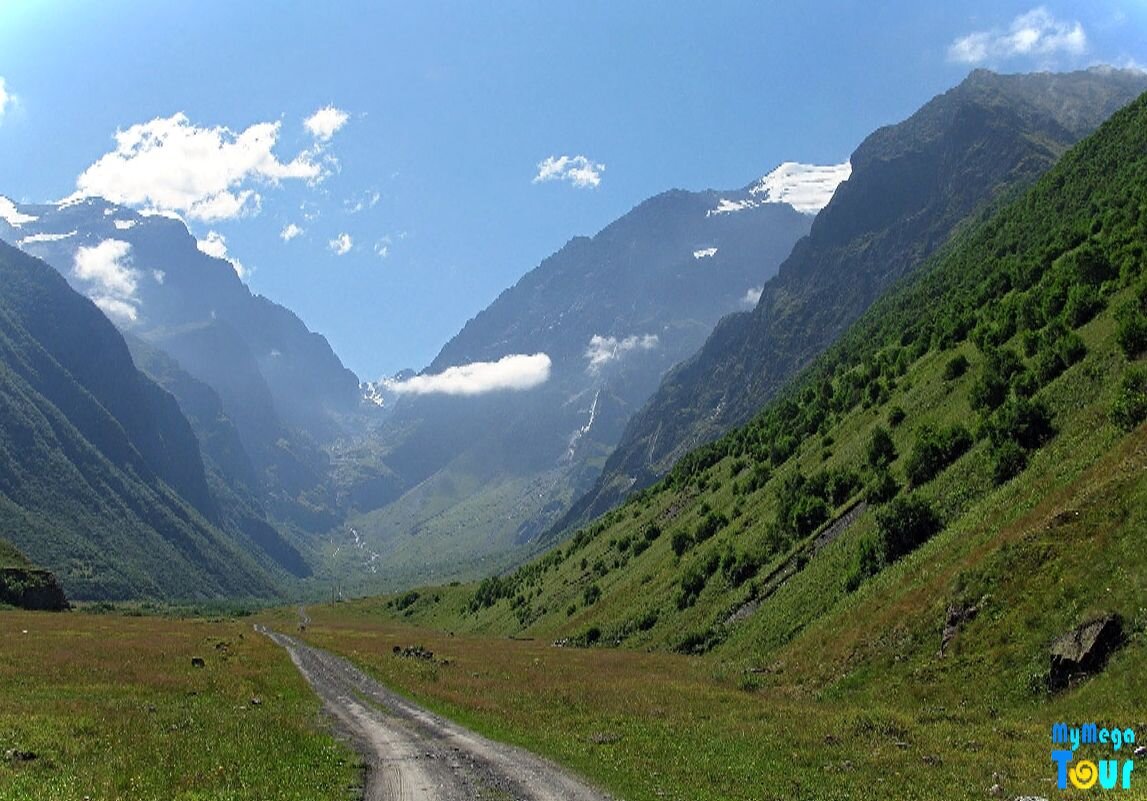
0 610 356 801
271 578 1144 801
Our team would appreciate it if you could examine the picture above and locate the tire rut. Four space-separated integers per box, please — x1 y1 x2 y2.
257 625 615 801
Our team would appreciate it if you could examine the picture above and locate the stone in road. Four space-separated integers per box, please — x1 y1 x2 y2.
258 626 615 801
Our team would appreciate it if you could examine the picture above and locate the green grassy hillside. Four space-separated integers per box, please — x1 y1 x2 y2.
379 89 1147 725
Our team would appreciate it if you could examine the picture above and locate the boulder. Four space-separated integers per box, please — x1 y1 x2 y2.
939 600 980 656
1049 614 1124 691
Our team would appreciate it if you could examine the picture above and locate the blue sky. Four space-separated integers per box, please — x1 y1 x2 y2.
0 1 1144 378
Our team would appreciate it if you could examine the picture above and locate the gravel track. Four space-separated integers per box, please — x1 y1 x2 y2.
257 625 615 801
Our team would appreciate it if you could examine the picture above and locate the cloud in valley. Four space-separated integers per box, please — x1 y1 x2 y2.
585 334 658 372
948 7 1086 65
73 239 140 323
385 353 552 396
74 113 325 222
533 155 605 189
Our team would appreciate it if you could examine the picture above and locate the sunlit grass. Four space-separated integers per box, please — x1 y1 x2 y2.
0 611 356 801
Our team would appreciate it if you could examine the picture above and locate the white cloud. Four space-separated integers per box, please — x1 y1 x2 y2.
280 222 304 241
374 236 391 259
152 270 166 285
74 112 323 222
346 190 381 214
693 247 718 260
585 334 658 372
385 353 552 396
73 239 140 323
329 232 353 255
533 155 605 189
741 286 763 308
304 105 349 141
196 230 247 279
0 77 12 122
948 7 1087 65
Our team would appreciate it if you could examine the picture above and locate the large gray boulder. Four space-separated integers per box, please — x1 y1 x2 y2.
1049 614 1124 691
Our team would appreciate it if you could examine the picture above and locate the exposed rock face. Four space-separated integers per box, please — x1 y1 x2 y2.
0 568 69 611
940 600 980 656
1049 614 1124 691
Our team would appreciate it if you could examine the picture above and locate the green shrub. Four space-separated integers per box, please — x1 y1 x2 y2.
866 425 898 470
888 405 907 427
1115 298 1147 359
865 469 900 504
984 397 1055 450
677 551 721 609
905 423 973 486
845 533 885 591
721 549 761 587
876 495 942 562
942 354 970 380
1064 283 1104 327
1111 366 1147 431
991 440 1028 484
394 590 420 611
671 530 693 557
792 494 830 537
694 511 729 544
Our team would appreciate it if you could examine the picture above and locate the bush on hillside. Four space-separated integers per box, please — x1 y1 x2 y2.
943 354 970 380
983 397 1055 451
876 495 942 563
1115 297 1147 359
1111 366 1147 431
905 423 973 486
867 425 898 470
845 533 885 592
991 439 1028 485
865 469 900 504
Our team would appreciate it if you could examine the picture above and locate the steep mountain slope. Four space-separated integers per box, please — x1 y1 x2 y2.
125 336 312 578
339 182 819 584
0 241 288 599
399 82 1147 728
0 200 362 532
564 67 1147 531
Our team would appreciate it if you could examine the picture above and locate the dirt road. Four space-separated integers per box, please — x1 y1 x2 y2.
258 626 615 801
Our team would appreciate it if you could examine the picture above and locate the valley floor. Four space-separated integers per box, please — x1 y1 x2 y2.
268 605 1133 801
2 600 1142 800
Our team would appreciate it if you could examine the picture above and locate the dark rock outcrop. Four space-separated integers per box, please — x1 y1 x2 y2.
0 567 69 611
1049 614 1124 691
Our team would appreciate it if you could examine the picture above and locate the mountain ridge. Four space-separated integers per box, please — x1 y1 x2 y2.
559 66 1147 535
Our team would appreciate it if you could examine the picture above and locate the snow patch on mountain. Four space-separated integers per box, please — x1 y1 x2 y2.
750 161 852 213
708 161 851 217
19 230 77 245
0 196 38 227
